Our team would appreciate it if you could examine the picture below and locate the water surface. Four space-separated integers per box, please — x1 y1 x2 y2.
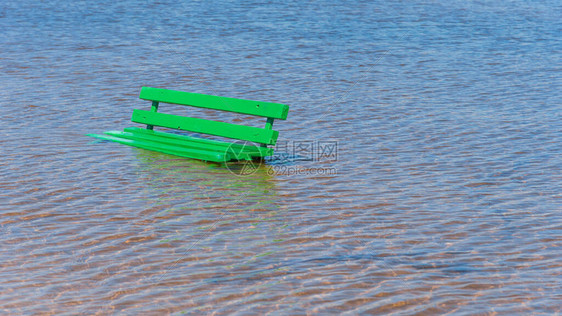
1 0 561 314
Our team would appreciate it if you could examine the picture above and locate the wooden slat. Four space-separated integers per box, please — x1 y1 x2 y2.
123 127 273 156
106 131 260 161
132 110 279 145
139 87 289 120
87 133 231 162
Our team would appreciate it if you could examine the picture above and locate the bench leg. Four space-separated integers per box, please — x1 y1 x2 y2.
147 101 160 130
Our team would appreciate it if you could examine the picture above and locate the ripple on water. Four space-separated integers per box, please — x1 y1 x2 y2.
1 0 561 314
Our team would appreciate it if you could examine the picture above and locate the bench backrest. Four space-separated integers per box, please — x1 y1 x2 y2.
132 87 289 145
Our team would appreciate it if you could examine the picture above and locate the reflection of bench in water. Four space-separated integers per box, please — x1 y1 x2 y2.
88 87 290 162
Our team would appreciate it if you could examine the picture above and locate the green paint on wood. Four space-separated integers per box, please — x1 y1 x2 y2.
147 101 159 130
140 87 289 119
123 127 273 156
88 132 230 162
132 110 279 145
88 87 289 162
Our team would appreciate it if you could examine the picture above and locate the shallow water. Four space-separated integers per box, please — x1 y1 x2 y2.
1 0 561 314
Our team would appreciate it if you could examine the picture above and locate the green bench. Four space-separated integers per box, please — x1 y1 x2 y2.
88 87 289 162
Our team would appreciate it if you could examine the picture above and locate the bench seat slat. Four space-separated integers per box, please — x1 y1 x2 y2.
88 133 231 162
123 127 272 156
132 110 279 145
106 131 263 161
140 87 289 120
